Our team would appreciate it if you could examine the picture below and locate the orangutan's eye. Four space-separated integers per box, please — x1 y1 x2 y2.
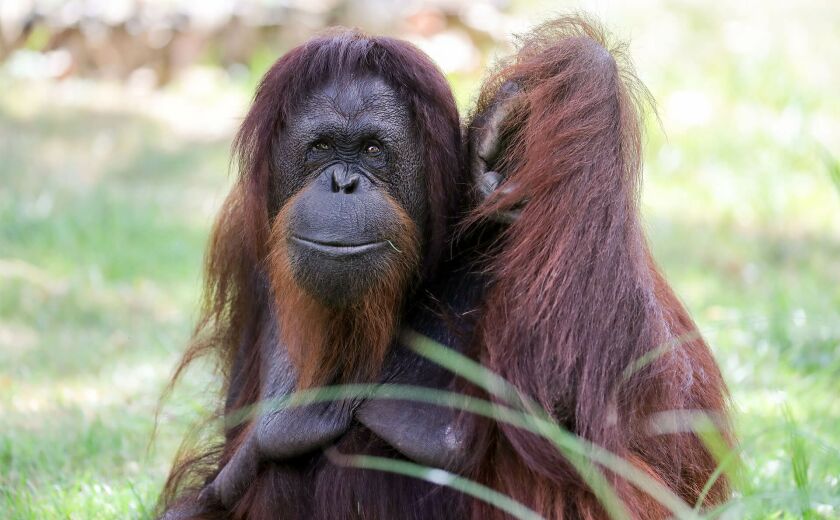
363 142 382 156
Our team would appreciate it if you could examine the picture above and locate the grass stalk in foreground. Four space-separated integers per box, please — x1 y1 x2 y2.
325 448 544 520
237 385 697 518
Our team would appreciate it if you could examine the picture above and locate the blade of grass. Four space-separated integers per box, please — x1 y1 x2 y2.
406 331 701 519
684 412 741 513
325 448 544 520
645 409 742 510
218 330 703 519
784 405 814 519
236 381 694 518
817 143 840 196
693 447 739 514
401 329 529 409
705 488 840 519
621 330 700 383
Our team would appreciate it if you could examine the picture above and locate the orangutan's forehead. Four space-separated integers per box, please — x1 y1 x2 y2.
301 76 407 121
281 76 413 142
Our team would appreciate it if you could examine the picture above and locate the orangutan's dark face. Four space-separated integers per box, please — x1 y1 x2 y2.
268 76 425 308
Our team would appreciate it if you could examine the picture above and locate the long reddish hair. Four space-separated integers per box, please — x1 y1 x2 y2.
466 16 731 518
157 29 466 515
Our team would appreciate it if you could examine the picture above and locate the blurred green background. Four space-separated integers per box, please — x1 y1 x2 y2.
1 0 838 518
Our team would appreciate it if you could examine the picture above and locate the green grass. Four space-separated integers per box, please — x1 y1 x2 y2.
1 2 839 518
0 78 232 518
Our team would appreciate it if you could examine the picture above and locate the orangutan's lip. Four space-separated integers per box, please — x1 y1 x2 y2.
291 236 387 256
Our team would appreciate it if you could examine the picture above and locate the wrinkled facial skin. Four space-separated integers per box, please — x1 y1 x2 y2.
269 76 426 307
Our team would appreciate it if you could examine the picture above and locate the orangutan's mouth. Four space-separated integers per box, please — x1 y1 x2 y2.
291 236 387 256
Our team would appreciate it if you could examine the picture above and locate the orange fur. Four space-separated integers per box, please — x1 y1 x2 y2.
267 194 421 388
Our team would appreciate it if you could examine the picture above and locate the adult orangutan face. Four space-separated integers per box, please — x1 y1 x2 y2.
268 75 426 309
264 74 427 388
